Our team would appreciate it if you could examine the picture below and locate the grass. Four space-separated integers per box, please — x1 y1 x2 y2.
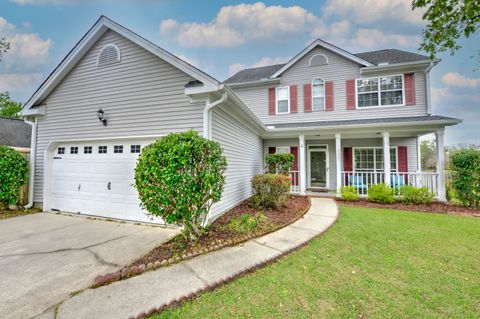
151 206 480 318
0 207 40 220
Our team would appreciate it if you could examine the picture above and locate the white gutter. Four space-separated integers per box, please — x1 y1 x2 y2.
23 118 37 209
203 92 227 139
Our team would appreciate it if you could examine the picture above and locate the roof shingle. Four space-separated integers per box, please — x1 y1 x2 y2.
0 117 31 148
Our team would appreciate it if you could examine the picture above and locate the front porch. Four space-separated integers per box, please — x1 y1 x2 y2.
266 128 447 200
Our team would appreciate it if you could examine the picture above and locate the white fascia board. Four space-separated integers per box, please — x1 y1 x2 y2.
23 16 219 112
21 105 46 116
360 60 435 74
226 78 281 89
265 119 461 134
271 39 373 78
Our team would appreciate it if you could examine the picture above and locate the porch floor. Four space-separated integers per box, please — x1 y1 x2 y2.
305 190 337 198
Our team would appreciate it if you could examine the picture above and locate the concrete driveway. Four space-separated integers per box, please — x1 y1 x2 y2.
0 213 178 319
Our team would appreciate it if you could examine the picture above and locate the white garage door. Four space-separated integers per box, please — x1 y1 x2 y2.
50 140 163 223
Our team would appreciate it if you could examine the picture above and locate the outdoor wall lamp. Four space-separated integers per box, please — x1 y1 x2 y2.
97 108 107 126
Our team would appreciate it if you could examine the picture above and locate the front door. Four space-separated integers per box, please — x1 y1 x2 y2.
308 148 328 189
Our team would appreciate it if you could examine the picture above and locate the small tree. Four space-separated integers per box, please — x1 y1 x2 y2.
265 153 294 175
0 146 29 208
450 149 480 208
134 130 227 241
0 92 22 119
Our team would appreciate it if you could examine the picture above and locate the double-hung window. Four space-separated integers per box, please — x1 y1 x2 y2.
354 147 397 172
312 79 325 111
276 146 290 154
357 75 403 108
276 86 289 114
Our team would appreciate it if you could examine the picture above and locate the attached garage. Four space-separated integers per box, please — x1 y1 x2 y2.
47 139 162 224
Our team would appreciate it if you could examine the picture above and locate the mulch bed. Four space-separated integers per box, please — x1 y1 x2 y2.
0 207 41 220
131 195 310 267
337 199 480 217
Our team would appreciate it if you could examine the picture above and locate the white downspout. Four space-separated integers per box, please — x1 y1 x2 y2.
201 92 227 227
24 118 37 209
425 61 434 115
203 92 227 139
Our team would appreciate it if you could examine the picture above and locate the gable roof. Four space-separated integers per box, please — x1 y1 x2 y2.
0 117 31 148
224 64 285 84
354 49 430 65
270 39 374 78
23 16 219 113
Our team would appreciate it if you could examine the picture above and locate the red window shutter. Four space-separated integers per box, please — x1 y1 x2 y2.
268 88 276 115
290 146 299 186
398 146 408 172
325 81 334 111
303 83 312 112
268 147 276 154
290 85 298 113
404 73 416 105
290 146 298 170
343 147 353 171
346 79 356 110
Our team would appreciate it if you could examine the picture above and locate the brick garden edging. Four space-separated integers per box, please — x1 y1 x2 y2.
92 199 312 288
127 200 338 319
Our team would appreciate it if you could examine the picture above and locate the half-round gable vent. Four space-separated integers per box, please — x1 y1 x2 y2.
309 54 328 66
97 44 121 67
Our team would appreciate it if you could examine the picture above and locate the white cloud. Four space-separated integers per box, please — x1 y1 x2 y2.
323 0 424 26
442 72 480 88
0 16 53 71
228 56 291 76
0 73 44 91
160 2 322 48
338 28 421 51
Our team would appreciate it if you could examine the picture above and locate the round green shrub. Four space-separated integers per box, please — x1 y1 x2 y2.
0 146 29 206
251 173 291 209
265 153 294 175
367 183 395 204
134 130 227 241
450 149 480 208
398 185 435 205
340 186 359 201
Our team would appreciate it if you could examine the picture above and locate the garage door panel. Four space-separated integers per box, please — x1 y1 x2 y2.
50 140 163 224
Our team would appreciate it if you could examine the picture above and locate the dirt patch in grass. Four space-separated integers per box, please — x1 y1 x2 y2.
337 199 480 216
131 195 310 267
0 207 41 220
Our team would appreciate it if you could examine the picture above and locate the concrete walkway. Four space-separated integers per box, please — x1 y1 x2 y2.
40 198 338 319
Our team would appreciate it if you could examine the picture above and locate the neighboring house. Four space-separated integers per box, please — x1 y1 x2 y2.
22 16 460 224
0 117 32 153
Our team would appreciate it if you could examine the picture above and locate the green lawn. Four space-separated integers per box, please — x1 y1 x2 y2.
151 206 480 319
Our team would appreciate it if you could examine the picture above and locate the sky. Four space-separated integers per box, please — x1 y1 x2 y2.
0 0 478 145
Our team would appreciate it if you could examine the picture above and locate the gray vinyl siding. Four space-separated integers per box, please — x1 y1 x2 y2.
210 106 263 219
232 46 428 124
33 30 204 202
264 137 418 191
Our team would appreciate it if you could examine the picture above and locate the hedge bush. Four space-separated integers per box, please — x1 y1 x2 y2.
450 149 480 208
265 153 294 175
367 183 395 204
340 186 359 201
251 174 291 209
398 185 435 205
134 130 227 241
0 146 29 207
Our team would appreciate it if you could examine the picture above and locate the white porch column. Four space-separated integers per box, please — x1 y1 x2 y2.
382 132 391 185
335 133 342 196
436 129 446 201
299 134 306 195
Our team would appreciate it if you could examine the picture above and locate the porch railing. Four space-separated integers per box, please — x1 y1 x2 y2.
290 170 300 194
341 171 439 196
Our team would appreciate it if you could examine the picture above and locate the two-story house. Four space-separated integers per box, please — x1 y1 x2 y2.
21 16 460 224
